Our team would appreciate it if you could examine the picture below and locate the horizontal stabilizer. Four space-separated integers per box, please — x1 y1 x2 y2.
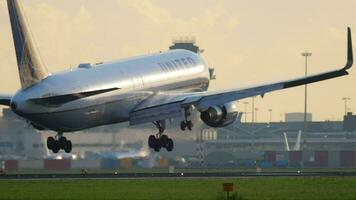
0 95 12 106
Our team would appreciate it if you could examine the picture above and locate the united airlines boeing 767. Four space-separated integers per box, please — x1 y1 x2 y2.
0 0 353 153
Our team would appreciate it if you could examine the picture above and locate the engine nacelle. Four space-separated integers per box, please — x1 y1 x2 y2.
200 101 239 128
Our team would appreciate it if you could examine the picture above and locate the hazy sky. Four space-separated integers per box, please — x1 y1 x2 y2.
0 0 355 122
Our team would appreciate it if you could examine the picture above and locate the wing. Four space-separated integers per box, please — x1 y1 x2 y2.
0 94 12 106
29 87 119 105
130 27 353 125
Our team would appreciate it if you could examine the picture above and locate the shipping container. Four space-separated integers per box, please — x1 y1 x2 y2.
275 160 288 167
4 160 18 171
100 159 119 169
276 151 288 161
328 151 340 168
288 161 302 168
71 160 100 169
119 158 133 169
264 151 276 163
302 151 315 163
288 151 302 162
340 151 355 168
241 160 256 168
19 160 43 169
44 159 71 170
314 151 328 167
260 160 272 168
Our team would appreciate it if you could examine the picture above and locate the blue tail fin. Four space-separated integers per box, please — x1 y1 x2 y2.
7 0 47 88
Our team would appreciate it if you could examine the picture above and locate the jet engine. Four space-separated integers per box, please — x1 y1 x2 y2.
200 101 239 127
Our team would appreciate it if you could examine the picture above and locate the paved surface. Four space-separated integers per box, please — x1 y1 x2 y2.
1 172 356 180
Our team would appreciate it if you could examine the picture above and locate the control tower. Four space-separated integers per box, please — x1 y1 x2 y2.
169 36 215 80
169 36 204 54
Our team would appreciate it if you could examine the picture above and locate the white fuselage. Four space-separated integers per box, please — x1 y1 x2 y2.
12 50 210 132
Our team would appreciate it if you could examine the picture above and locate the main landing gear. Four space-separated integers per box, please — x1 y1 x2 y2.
47 132 72 153
180 106 194 131
148 120 174 152
148 107 194 152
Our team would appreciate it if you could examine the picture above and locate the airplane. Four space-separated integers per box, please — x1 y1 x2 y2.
0 0 353 154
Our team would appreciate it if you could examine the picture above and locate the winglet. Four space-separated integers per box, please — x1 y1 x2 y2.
344 27 353 70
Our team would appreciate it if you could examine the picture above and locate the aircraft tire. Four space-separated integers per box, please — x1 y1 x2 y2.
166 139 174 152
180 121 186 131
187 121 193 131
47 137 55 150
59 137 67 149
64 140 72 153
160 135 169 147
148 135 156 148
52 141 60 153
153 139 161 152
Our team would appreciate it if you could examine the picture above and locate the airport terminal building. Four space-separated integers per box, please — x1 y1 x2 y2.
1 107 356 170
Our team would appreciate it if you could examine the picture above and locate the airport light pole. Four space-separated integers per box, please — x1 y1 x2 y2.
268 109 272 123
251 97 255 123
243 102 249 123
301 51 312 132
342 97 351 116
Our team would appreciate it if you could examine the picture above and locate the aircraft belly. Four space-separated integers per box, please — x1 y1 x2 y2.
24 98 140 132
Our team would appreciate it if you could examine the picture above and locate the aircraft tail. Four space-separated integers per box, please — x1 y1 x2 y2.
7 0 48 89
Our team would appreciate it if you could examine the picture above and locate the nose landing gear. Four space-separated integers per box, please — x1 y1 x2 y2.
47 132 72 153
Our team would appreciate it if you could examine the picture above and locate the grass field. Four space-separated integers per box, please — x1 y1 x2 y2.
0 177 356 200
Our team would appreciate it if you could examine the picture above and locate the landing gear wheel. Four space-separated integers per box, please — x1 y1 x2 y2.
64 140 72 153
148 135 156 148
47 137 55 150
58 137 67 149
153 141 161 152
47 133 73 153
187 121 193 131
181 106 193 132
160 135 169 147
180 121 186 131
52 141 60 153
166 138 174 152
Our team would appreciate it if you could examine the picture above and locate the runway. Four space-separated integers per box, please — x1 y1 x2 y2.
1 171 356 180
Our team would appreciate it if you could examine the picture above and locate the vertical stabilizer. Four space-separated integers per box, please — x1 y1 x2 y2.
7 0 47 88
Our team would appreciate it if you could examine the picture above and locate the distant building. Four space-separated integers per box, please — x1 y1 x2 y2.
0 109 46 159
344 112 356 131
285 112 312 122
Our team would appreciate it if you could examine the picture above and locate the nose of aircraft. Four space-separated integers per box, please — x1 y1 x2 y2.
10 91 26 114
10 100 17 110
